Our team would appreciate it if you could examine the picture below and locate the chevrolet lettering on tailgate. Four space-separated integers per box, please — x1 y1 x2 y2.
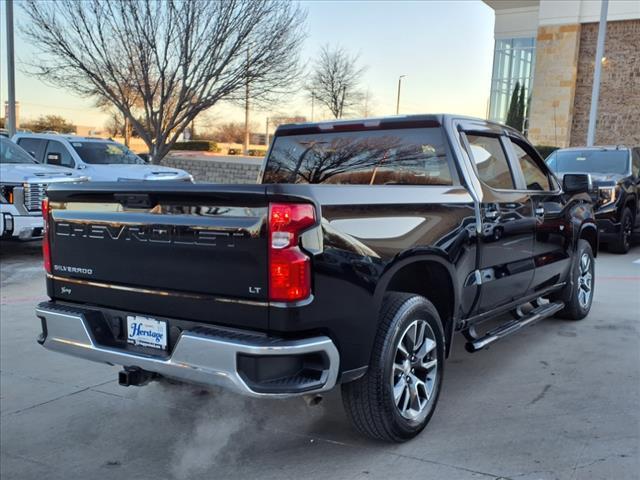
55 221 240 246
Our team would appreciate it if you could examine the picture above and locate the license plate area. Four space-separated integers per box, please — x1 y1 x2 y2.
126 315 168 351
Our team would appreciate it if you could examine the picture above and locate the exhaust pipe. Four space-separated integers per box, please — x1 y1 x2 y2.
303 394 323 407
118 367 155 387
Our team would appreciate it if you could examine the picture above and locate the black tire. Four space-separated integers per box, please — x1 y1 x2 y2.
609 207 633 254
553 239 595 320
341 292 445 442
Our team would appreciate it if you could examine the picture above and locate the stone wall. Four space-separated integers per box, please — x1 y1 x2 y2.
570 19 640 146
161 155 262 184
528 24 582 147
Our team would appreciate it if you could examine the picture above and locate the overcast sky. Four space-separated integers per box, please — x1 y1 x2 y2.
0 0 495 130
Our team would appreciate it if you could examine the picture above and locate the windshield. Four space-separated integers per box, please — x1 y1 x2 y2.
263 127 453 185
70 141 145 165
549 149 629 175
0 137 38 164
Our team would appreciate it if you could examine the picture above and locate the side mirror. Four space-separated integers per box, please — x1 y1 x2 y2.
46 152 62 166
563 173 592 194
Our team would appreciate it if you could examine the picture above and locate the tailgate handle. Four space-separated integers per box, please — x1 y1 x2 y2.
115 193 153 209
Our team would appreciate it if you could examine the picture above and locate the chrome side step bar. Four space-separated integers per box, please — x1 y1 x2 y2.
465 301 565 353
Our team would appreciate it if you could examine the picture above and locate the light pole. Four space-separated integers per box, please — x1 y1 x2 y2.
396 75 406 115
587 0 609 147
265 116 270 147
311 92 315 121
5 0 17 136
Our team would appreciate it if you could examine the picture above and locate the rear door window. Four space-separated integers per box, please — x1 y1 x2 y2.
16 138 47 162
263 127 453 185
466 134 515 189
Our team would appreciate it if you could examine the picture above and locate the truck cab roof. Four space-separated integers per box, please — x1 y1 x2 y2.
274 113 517 136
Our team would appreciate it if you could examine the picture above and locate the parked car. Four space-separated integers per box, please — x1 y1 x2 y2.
547 145 639 253
12 133 193 182
35 115 597 442
0 137 87 240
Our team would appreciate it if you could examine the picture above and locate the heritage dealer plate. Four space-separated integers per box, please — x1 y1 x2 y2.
126 315 167 351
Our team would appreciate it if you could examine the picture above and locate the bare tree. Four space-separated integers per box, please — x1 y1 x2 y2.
233 48 306 155
103 110 124 137
22 115 76 134
95 84 142 146
355 88 376 118
211 121 257 144
21 0 306 163
306 45 366 119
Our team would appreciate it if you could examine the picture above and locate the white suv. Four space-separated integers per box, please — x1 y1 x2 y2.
12 133 192 182
0 137 87 240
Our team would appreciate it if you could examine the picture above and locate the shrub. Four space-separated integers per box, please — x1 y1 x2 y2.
170 141 219 152
227 148 241 155
535 145 559 159
248 149 267 157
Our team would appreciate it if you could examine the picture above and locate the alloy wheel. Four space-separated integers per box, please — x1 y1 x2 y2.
577 253 593 309
623 215 632 250
391 319 438 421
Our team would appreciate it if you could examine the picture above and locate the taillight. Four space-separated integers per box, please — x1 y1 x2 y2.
268 203 315 302
42 198 51 274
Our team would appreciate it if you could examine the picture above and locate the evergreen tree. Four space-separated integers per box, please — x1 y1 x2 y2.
516 85 526 132
524 94 532 136
505 82 520 130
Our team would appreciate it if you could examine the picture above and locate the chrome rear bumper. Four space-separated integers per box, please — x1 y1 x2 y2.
36 303 339 397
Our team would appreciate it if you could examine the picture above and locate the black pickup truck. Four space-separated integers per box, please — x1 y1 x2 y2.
36 115 597 442
547 145 640 253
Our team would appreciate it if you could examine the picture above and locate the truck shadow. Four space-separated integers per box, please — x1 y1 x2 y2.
0 240 44 287
0 239 42 262
109 310 572 478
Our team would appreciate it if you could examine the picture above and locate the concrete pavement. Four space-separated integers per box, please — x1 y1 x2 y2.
1 241 638 479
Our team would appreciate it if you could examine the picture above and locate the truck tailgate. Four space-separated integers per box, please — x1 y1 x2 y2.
45 183 272 329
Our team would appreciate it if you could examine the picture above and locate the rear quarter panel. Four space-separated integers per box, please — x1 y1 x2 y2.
266 184 478 372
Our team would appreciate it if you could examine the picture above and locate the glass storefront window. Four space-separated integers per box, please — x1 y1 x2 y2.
488 37 536 130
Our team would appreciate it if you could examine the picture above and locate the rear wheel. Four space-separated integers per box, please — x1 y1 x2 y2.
609 207 633 254
553 239 595 320
341 293 445 442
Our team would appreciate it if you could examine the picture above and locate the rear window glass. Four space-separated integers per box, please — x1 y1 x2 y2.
263 127 453 185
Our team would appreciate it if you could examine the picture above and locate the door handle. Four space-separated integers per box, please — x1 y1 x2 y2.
535 207 545 216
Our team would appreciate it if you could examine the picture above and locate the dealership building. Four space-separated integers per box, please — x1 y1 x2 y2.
483 0 639 148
